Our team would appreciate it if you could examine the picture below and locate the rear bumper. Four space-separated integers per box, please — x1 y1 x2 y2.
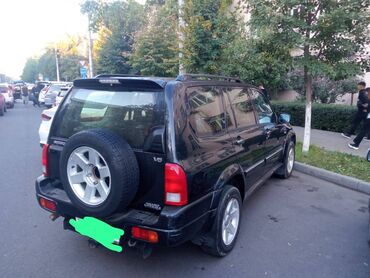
35 176 215 247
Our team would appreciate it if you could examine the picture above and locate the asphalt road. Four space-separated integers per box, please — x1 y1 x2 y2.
0 102 369 278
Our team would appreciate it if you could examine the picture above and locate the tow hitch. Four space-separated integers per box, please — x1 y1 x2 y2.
87 238 153 259
49 213 60 221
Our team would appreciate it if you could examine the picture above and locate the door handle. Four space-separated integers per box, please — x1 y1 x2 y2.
234 137 246 145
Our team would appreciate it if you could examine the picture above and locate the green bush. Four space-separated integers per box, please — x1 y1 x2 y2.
271 101 358 133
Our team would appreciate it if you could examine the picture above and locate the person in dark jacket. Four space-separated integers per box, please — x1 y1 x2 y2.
30 86 40 107
348 88 370 149
258 84 270 100
21 85 29 105
342 81 368 139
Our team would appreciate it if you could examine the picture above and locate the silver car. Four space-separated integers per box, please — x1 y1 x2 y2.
44 83 71 108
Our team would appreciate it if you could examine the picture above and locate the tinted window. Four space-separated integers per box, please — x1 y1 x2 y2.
249 88 273 124
56 88 164 150
187 86 226 137
226 87 256 128
48 85 63 93
59 89 69 97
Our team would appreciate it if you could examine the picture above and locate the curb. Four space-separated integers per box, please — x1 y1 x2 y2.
294 162 370 195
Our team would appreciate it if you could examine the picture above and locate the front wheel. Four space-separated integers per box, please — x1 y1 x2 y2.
275 140 295 179
201 186 242 257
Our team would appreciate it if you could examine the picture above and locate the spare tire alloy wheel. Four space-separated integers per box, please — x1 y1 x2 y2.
60 129 140 218
67 146 111 206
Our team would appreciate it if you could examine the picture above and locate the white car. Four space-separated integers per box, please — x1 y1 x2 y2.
0 83 14 108
39 106 58 146
54 86 71 107
38 86 49 105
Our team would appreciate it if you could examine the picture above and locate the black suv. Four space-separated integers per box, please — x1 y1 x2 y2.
36 74 296 257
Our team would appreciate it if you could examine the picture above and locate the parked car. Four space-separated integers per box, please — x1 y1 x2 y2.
0 92 6 116
39 106 58 146
35 74 296 257
12 82 24 100
43 83 71 108
54 86 71 107
0 83 14 108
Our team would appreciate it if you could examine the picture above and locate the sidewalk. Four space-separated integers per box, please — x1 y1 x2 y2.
293 126 370 157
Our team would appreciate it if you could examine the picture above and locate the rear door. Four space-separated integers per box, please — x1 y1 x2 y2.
224 86 267 191
48 80 167 213
249 88 284 170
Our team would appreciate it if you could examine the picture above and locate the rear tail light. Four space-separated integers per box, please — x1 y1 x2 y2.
41 113 52 121
164 163 188 206
42 144 49 176
39 197 57 212
131 227 158 243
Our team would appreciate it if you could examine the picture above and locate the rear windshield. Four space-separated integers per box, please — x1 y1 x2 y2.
55 88 165 150
48 85 63 92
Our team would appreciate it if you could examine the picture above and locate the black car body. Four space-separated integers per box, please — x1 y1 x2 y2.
36 74 296 256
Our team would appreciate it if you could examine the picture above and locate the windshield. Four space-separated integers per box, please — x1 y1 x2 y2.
56 88 165 150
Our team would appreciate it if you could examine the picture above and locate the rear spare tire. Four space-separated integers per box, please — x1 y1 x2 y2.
60 129 139 218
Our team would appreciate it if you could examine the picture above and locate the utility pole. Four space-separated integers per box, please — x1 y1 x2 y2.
178 0 185 75
87 14 94 78
55 48 60 82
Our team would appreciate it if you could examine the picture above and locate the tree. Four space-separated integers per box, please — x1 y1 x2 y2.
130 1 179 76
247 0 370 152
82 0 145 74
21 58 39 82
24 35 86 82
182 0 241 74
38 49 57 81
221 33 292 94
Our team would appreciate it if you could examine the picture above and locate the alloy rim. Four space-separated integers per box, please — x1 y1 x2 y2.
222 198 240 246
287 147 295 173
67 146 111 206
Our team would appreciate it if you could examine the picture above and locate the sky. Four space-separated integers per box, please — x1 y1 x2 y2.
0 0 145 79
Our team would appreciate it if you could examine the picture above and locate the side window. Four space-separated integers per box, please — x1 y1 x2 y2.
226 87 256 128
187 86 226 137
249 88 273 124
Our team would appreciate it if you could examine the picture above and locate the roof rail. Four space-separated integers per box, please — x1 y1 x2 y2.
176 74 243 83
94 73 141 78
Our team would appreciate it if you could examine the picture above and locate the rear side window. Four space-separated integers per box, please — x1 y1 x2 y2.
56 88 164 150
226 87 256 128
187 86 226 137
48 85 63 93
249 88 273 124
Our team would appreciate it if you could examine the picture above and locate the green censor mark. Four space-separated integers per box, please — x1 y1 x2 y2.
69 217 124 252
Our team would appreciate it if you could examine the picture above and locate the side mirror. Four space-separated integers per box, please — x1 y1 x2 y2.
279 113 291 124
367 149 370 162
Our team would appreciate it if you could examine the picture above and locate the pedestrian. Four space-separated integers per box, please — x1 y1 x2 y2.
30 85 40 107
341 81 368 139
21 85 29 105
348 93 370 149
258 84 270 100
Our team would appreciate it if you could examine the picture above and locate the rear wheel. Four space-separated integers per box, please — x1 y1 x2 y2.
201 186 242 257
275 140 295 179
0 105 4 116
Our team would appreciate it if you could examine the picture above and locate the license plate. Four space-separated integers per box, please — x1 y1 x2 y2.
69 216 124 252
